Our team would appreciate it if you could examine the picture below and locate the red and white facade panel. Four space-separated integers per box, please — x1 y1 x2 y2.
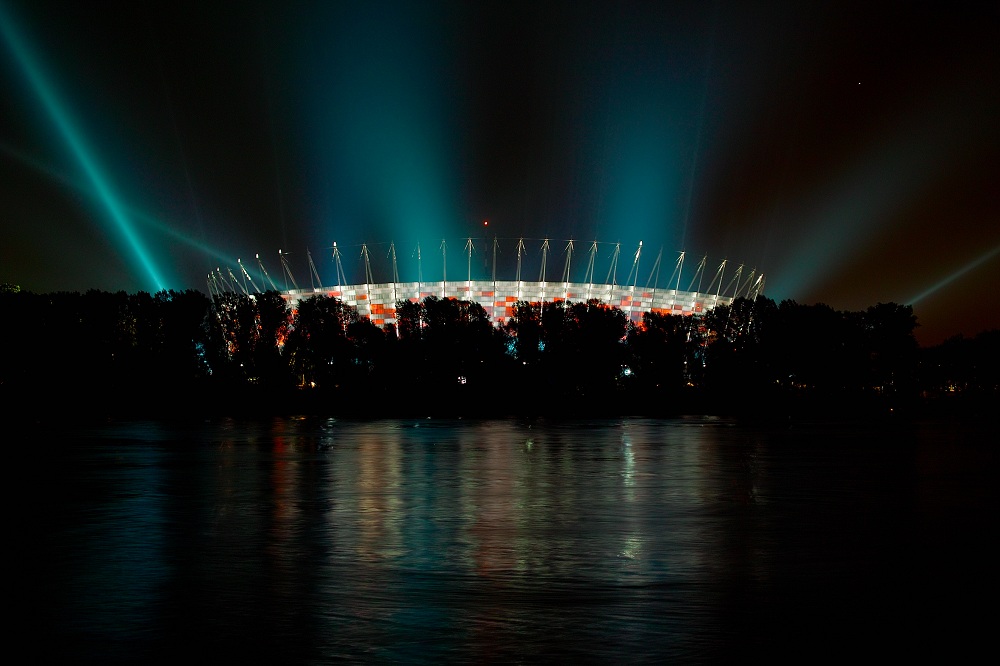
281 280 732 328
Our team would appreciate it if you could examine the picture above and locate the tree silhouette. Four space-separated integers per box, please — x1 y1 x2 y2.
1 285 989 419
153 289 213 387
862 302 918 402
285 294 358 388
627 311 702 399
207 291 291 388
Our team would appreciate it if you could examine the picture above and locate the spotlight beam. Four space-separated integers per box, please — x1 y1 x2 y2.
909 243 1000 305
0 5 166 290
0 142 232 266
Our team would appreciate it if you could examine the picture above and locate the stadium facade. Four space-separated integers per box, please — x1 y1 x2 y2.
279 280 738 328
209 240 765 328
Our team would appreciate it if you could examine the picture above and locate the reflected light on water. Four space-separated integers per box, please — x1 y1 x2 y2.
31 416 996 662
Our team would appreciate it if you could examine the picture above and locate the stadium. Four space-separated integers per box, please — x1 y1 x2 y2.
208 238 766 328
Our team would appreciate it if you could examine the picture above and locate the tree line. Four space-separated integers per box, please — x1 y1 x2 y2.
0 284 995 419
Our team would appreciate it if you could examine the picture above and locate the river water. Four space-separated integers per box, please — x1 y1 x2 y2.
23 416 995 662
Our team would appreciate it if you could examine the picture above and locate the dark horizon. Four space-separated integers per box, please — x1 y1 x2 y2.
2 286 996 425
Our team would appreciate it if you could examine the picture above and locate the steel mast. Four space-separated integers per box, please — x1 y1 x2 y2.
330 243 347 289
605 242 621 286
516 237 526 300
539 238 550 283
465 237 475 285
686 255 708 293
388 242 399 309
585 240 598 301
306 249 322 291
440 239 447 298
238 259 261 294
360 243 373 285
562 239 574 303
278 249 298 290
256 254 279 291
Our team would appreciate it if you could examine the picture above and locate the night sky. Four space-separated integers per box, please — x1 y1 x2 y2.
1 0 997 345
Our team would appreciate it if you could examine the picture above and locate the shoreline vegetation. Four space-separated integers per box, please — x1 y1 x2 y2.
1 286 996 422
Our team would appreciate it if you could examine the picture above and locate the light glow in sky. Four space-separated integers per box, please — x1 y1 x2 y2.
0 0 996 344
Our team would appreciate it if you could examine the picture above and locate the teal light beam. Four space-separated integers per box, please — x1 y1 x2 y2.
0 142 232 265
908 243 1000 305
0 3 166 290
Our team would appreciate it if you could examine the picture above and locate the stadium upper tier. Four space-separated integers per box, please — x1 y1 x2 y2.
279 279 745 328
209 240 765 328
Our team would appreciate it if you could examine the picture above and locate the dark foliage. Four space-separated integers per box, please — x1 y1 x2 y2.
0 289 994 420
0 289 214 417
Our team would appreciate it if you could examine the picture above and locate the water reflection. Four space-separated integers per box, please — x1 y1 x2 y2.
33 417 996 662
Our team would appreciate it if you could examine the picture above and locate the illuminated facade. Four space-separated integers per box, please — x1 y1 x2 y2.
211 240 765 327
278 280 740 328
